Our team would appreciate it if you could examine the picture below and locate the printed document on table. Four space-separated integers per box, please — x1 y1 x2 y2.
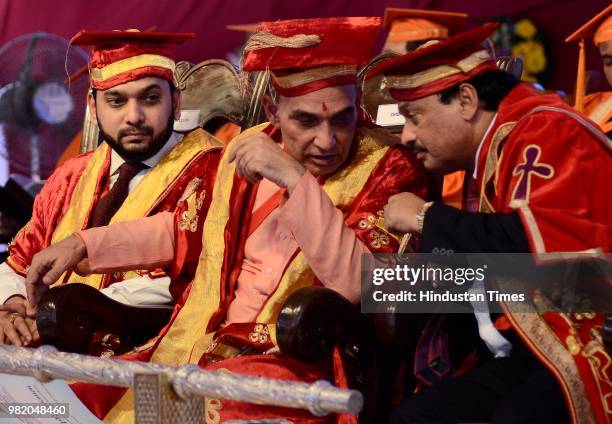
0 373 102 423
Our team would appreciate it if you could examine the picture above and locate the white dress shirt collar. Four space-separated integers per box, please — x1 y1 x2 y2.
109 131 184 176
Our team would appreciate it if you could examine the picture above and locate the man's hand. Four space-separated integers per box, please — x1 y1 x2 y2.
0 296 39 346
383 192 427 234
227 133 306 193
25 234 87 316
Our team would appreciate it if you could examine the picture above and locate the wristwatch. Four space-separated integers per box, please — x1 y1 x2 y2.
415 201 434 234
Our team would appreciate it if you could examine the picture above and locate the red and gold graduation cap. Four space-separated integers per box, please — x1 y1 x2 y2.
71 29 195 90
383 8 468 43
565 5 612 112
241 17 381 97
367 23 498 101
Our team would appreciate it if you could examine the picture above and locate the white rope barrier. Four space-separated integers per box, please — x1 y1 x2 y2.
0 345 363 416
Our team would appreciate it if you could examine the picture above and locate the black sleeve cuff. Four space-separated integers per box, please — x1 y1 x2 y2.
419 203 530 253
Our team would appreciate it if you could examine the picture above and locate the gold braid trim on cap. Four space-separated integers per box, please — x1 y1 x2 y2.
382 49 493 90
271 65 357 89
90 54 175 82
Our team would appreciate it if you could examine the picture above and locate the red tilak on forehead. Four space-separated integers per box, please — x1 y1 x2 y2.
322 102 328 112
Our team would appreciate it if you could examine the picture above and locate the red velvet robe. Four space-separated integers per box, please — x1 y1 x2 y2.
71 123 433 423
475 83 611 424
7 128 222 301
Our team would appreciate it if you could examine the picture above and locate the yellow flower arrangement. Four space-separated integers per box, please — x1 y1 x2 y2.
514 19 537 39
512 40 547 81
500 18 548 83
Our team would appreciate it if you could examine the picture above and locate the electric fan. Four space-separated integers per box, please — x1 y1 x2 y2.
0 32 89 193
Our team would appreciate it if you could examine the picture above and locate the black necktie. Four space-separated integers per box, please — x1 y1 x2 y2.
90 162 147 227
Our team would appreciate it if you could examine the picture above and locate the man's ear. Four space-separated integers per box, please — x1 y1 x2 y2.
87 90 98 125
457 83 479 121
172 88 181 121
262 95 280 128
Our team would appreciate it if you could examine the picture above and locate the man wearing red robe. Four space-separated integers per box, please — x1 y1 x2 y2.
25 17 433 422
370 23 611 423
0 30 222 348
377 8 469 208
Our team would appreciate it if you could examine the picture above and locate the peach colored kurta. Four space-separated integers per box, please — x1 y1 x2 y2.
78 172 369 323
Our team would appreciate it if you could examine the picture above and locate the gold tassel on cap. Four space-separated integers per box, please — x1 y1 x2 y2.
574 39 586 112
244 32 321 52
